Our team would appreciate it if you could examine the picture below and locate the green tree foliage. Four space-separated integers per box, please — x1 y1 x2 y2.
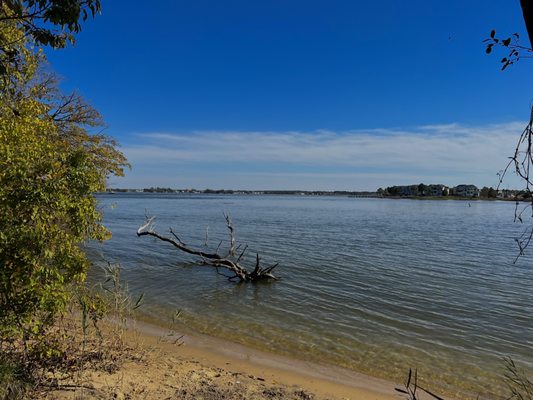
0 20 128 340
0 0 100 48
0 0 100 76
417 183 427 196
385 186 400 196
480 186 498 198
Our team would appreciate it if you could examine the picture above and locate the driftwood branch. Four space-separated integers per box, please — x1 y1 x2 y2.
136 216 279 282
224 212 236 256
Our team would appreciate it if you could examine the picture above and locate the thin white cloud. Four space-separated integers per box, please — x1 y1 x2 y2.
116 122 527 190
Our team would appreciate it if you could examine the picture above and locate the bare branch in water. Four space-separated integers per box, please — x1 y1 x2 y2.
137 214 279 282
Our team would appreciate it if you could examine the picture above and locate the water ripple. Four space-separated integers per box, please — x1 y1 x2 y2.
90 194 533 399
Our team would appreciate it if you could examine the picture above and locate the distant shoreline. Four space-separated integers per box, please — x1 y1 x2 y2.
98 190 521 201
100 189 383 197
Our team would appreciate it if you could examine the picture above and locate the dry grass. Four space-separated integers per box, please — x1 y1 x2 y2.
2 263 319 400
29 314 318 400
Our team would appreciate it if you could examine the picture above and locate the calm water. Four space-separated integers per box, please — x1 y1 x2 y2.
88 193 533 399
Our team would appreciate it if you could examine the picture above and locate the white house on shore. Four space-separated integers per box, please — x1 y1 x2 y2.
383 183 482 197
454 184 479 197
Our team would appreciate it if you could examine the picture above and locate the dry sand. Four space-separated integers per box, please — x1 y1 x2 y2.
38 317 400 400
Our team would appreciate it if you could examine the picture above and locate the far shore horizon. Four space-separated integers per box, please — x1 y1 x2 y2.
101 184 524 199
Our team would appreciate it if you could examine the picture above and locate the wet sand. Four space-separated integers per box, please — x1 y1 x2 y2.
41 316 400 399
136 319 398 399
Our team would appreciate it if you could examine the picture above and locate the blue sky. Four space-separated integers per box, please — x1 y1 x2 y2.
46 0 533 190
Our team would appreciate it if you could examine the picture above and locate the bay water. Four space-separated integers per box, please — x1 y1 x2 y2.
88 193 533 399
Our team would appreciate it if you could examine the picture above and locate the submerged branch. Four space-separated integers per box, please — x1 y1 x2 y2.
137 216 279 282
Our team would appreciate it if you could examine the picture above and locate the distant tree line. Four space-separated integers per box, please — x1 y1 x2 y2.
106 188 382 196
479 186 498 198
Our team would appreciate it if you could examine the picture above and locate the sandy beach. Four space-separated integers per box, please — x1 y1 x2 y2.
38 316 399 400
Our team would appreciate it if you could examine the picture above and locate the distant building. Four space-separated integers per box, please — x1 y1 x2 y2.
385 184 449 197
428 184 448 196
454 184 479 197
384 183 486 198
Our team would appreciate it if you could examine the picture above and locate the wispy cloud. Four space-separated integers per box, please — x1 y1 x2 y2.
115 122 527 190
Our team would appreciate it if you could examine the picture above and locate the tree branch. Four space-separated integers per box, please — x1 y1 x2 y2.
137 216 279 282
